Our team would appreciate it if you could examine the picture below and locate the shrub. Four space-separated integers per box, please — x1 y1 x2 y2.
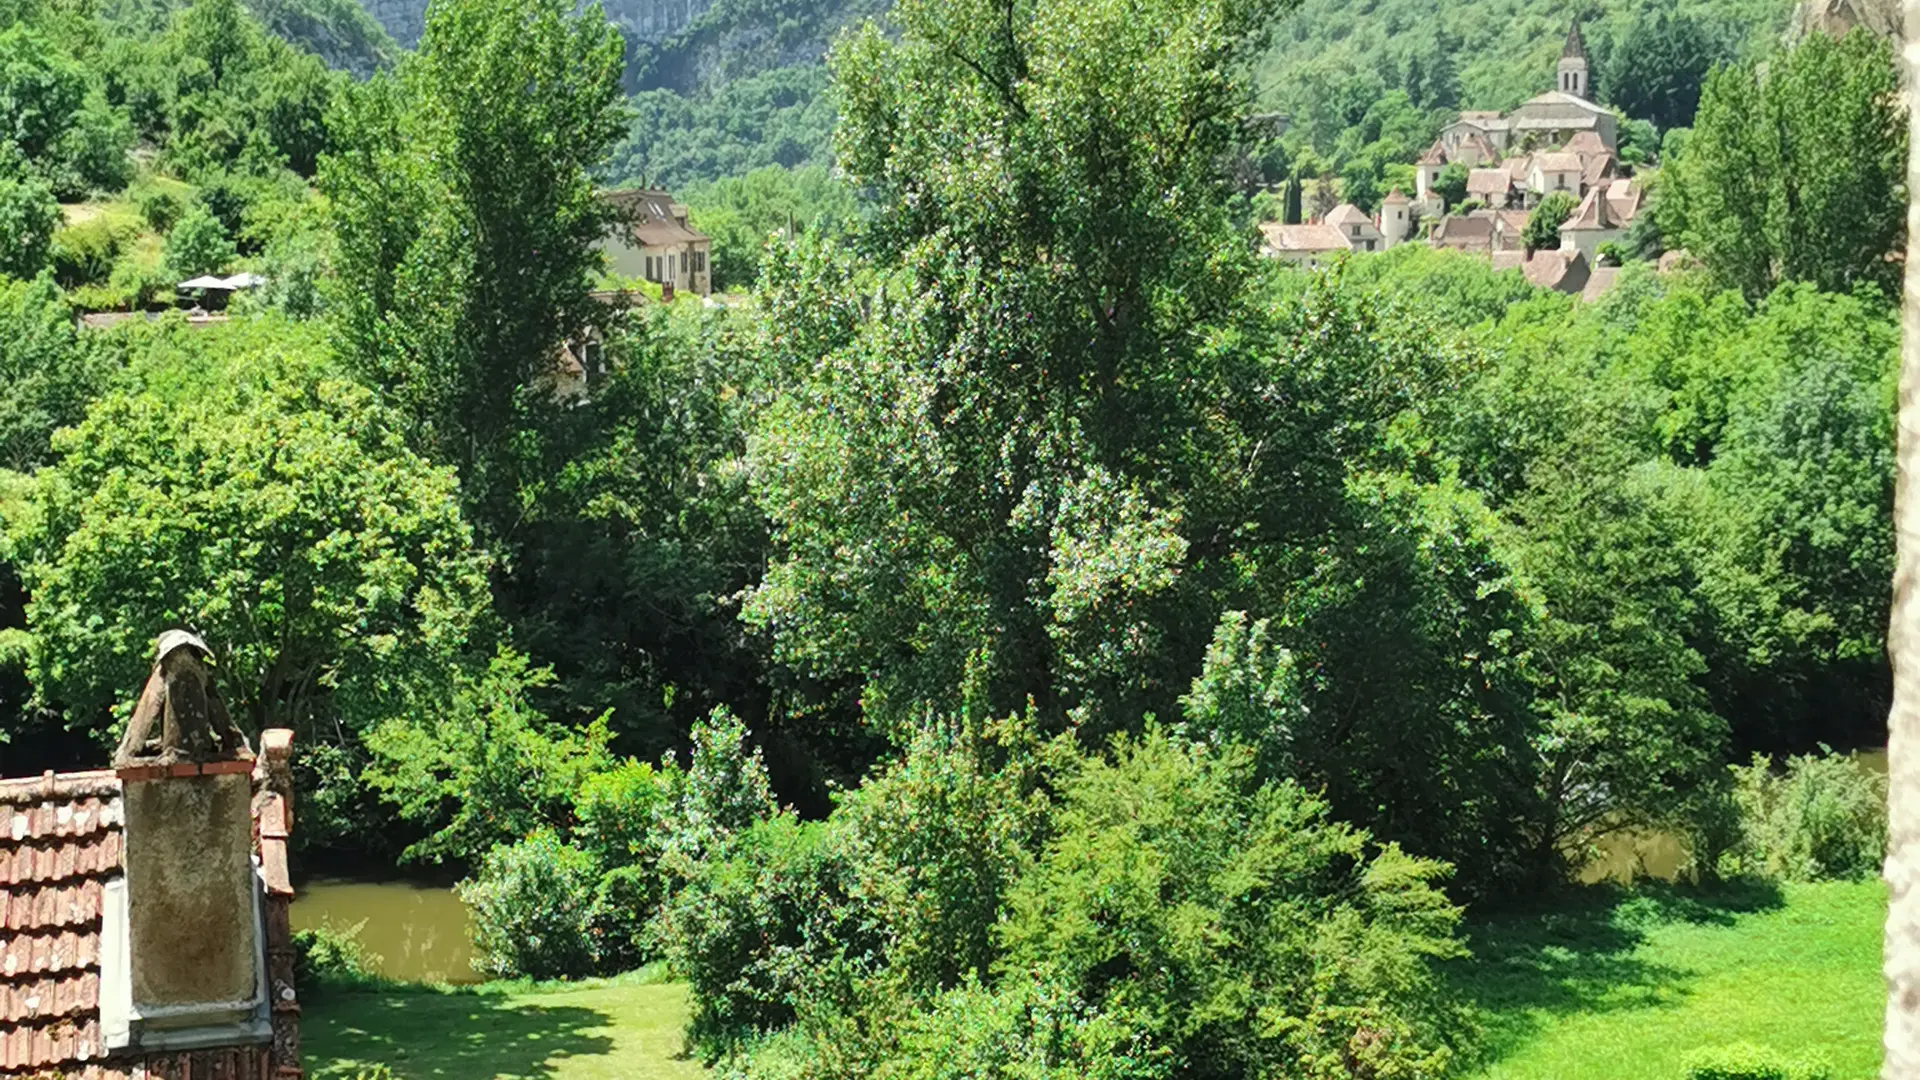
135 184 188 232
658 706 778 875
1725 748 1885 882
460 828 602 980
879 972 1173 1080
1684 1042 1832 1080
660 813 879 1059
50 216 134 288
574 759 675 868
998 729 1466 1080
835 712 1047 997
291 922 381 994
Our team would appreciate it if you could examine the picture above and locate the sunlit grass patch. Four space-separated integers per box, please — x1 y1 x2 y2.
1453 879 1884 1080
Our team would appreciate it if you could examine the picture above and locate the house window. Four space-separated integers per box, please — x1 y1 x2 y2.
1365 240 1376 251
680 251 689 272
1556 175 1566 189
693 250 707 273
1350 225 1361 237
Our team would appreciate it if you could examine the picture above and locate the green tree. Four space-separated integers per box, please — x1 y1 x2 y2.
1434 161 1469 207
0 170 59 278
1603 10 1719 130
749 0 1302 742
323 0 629 529
998 730 1464 1080
0 26 86 162
13 320 495 748
679 164 857 291
0 274 119 470
1670 30 1905 301
1522 189 1577 251
162 202 235 277
1340 156 1381 212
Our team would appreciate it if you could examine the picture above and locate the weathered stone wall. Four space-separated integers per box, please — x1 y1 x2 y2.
358 0 717 49
121 769 257 1012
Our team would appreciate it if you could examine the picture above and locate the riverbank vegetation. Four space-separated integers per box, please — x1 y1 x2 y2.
0 0 1904 1073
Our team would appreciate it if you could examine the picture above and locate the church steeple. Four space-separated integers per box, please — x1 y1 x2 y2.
1557 19 1590 98
1561 20 1587 62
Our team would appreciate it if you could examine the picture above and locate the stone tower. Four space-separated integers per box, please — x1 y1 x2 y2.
1557 20 1590 98
1379 189 1412 248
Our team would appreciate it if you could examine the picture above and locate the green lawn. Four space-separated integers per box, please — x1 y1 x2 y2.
1454 879 1886 1080
303 881 1883 1079
302 972 707 1080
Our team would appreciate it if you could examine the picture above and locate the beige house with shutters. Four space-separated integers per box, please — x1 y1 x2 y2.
598 188 713 297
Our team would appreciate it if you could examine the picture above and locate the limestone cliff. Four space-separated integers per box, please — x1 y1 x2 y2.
1786 0 1902 45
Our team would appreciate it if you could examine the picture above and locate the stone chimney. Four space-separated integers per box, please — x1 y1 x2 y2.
105 631 271 1051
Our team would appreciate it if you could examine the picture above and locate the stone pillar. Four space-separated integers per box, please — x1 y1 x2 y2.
116 759 260 1024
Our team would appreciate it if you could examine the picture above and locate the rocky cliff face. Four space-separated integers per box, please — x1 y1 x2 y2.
1787 0 1902 45
357 0 716 48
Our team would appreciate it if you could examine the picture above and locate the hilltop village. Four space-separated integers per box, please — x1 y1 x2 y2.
1259 22 1652 299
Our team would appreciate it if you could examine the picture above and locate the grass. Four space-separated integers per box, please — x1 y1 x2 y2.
302 968 707 1080
1452 878 1885 1080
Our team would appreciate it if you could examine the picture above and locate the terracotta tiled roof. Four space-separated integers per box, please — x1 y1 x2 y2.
1462 134 1500 163
1417 141 1447 165
1520 249 1591 293
1324 203 1374 230
1259 222 1348 254
1564 131 1608 156
1580 152 1615 190
1606 179 1643 224
1581 265 1622 303
0 748 299 1079
0 773 119 1075
1382 188 1409 205
1534 152 1582 173
1467 169 1512 199
1507 155 1532 182
1430 214 1495 252
602 188 710 247
1562 185 1616 231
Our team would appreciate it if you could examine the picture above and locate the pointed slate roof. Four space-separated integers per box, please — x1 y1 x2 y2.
1562 20 1587 61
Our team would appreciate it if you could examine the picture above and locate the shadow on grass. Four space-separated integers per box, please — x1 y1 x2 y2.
303 991 617 1080
1445 877 1785 1070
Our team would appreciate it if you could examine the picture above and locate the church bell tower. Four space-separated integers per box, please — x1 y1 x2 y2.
1557 20 1590 98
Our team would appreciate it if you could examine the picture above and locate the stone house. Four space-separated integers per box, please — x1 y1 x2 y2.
1325 203 1385 252
1258 222 1351 268
1467 168 1520 209
1430 212 1497 256
1527 153 1583 200
0 635 301 1079
598 188 714 298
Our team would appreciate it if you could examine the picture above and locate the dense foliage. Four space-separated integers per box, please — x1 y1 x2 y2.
1666 29 1906 301
0 0 1902 1073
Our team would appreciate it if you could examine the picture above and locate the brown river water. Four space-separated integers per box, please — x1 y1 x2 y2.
291 879 482 984
291 750 1890 984
1581 747 1888 884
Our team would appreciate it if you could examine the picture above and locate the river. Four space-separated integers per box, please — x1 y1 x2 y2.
290 879 482 984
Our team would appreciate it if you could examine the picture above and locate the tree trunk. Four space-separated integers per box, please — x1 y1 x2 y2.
1885 7 1920 1074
